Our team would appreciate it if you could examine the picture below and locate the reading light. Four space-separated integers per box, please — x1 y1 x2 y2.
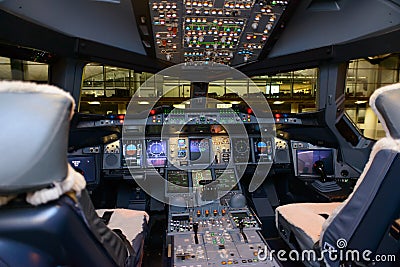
355 100 367 104
173 104 186 109
138 101 150 105
88 101 100 105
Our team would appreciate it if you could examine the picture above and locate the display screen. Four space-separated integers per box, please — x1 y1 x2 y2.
177 138 188 158
191 169 213 187
296 149 335 176
146 139 167 167
167 170 189 193
68 156 96 183
232 138 250 163
253 138 273 162
189 138 210 164
215 169 239 191
122 140 142 168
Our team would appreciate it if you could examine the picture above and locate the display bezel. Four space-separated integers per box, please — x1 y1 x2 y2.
294 148 336 178
68 155 97 184
145 139 168 167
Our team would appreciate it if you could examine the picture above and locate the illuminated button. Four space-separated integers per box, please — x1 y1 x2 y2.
213 209 218 216
228 260 233 264
221 261 227 265
221 209 226 216
197 210 201 217
205 210 209 216
253 251 258 256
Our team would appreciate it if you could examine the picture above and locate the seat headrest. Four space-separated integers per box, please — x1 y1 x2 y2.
0 81 75 195
370 83 400 139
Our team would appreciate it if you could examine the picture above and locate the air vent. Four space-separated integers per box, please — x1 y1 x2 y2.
307 0 341 11
93 0 120 3
142 40 152 48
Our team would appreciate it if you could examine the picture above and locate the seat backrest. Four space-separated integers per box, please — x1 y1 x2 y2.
0 81 74 194
320 83 400 267
0 81 129 267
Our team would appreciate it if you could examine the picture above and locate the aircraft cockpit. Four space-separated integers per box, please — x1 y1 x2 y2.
64 73 370 266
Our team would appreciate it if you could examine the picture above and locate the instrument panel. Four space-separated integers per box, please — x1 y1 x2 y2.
73 110 356 188
102 134 285 171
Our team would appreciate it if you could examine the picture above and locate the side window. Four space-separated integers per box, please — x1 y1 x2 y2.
0 57 49 83
79 63 154 114
345 54 400 140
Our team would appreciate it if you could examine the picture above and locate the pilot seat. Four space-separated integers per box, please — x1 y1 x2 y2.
0 81 148 267
276 83 400 266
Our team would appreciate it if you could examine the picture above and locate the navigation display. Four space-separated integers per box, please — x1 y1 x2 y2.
296 149 335 176
253 138 273 162
189 138 210 164
215 169 239 191
167 170 189 193
122 140 142 168
146 139 167 167
68 156 96 183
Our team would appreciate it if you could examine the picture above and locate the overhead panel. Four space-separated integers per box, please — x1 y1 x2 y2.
149 0 290 65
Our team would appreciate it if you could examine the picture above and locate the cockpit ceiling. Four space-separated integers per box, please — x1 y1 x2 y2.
150 0 290 65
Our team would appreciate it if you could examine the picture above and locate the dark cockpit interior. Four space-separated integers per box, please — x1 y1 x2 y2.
0 0 399 266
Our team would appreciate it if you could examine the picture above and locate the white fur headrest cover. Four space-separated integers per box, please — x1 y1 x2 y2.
369 83 400 138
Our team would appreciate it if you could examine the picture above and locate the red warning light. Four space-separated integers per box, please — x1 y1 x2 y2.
150 109 156 115
275 113 281 118
117 114 125 120
247 108 252 114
